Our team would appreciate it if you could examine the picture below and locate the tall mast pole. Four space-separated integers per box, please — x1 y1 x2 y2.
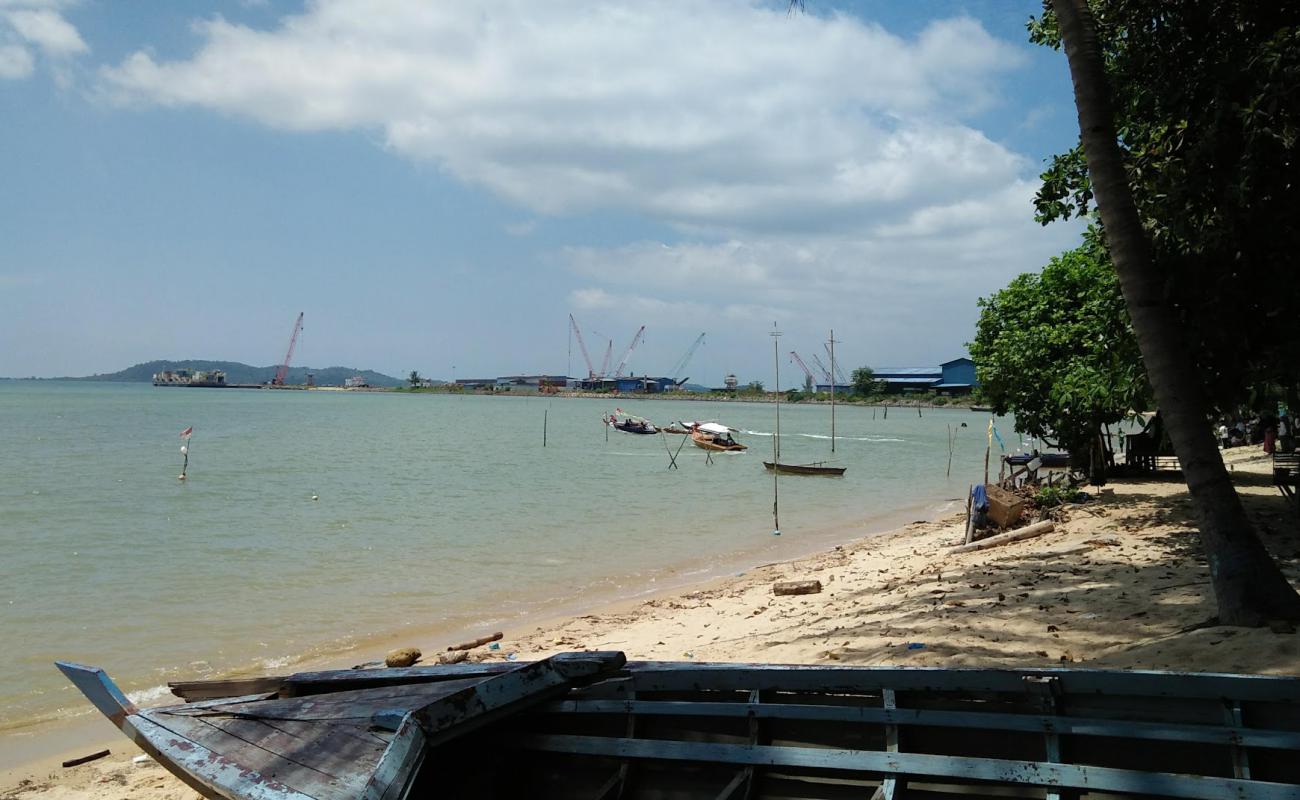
771 322 782 536
829 329 838 454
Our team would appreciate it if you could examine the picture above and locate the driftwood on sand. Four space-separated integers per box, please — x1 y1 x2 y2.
448 632 503 652
773 580 823 596
948 521 1055 555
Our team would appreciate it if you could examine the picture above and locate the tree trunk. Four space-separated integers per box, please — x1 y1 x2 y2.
1052 0 1300 625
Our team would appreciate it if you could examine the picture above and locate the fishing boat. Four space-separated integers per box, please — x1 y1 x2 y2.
691 422 747 451
57 653 1300 799
767 329 848 476
763 460 846 476
605 410 657 435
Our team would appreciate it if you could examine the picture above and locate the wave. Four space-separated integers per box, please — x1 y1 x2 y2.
794 433 905 443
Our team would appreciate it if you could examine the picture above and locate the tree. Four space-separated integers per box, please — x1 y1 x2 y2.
1048 0 1300 623
970 228 1147 484
850 367 878 397
1030 1 1300 415
408 370 422 388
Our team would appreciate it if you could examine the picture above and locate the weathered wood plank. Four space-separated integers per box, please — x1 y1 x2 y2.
193 678 487 722
169 677 288 702
513 734 1300 800
539 699 1300 751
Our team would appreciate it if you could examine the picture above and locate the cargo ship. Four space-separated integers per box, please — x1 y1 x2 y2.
152 368 228 387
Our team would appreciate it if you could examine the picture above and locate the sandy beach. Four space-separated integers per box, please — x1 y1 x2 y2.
4 447 1298 800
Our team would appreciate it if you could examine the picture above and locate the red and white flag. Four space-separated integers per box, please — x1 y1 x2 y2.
179 426 193 440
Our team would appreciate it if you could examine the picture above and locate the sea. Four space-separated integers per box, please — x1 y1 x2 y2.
0 381 1015 745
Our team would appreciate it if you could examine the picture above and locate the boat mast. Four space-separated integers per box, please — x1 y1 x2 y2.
829 329 838 454
771 322 782 536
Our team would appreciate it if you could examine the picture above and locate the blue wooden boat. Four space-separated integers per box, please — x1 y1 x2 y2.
57 654 1300 799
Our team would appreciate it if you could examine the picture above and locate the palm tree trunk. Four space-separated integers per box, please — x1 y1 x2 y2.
1051 0 1300 625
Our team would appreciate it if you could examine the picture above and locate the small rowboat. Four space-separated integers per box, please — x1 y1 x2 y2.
605 410 658 435
764 460 846 476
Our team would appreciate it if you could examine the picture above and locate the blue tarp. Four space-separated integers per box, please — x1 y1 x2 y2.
971 483 989 511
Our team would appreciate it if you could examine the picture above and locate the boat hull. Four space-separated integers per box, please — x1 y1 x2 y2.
692 432 747 452
763 461 846 475
58 656 1300 800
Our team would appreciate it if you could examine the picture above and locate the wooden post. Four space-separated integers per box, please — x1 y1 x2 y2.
946 425 954 478
543 409 548 447
963 483 974 545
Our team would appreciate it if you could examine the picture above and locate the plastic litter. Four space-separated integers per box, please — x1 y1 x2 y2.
906 642 926 650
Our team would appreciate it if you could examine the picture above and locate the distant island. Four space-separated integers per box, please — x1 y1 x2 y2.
59 360 405 388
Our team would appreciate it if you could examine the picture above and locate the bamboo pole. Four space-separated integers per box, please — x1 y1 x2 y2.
950 521 1055 554
771 323 782 535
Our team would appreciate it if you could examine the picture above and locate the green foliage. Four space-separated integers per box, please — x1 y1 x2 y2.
739 380 765 396
970 228 1149 477
1034 485 1069 509
408 370 422 388
786 389 806 403
1028 1 1300 410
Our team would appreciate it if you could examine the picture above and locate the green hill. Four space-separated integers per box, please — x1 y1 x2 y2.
69 360 405 388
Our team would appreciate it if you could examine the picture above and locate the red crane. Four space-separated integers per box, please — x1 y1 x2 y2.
272 312 304 386
789 351 816 391
613 325 646 378
569 314 596 378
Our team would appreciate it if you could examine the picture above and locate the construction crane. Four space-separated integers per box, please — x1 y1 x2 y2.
809 352 834 385
568 314 596 378
667 333 706 386
597 340 613 378
789 351 816 392
613 325 646 378
824 342 850 385
272 312 304 386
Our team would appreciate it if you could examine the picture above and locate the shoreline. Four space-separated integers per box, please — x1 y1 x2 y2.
6 450 1297 798
0 491 957 776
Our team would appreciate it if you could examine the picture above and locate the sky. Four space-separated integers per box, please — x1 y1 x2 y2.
0 0 1085 384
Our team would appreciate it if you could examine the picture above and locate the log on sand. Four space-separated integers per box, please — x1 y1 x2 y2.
773 580 823 596
447 632 503 652
948 521 1055 555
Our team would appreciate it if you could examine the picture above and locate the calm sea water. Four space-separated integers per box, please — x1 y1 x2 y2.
0 381 1012 732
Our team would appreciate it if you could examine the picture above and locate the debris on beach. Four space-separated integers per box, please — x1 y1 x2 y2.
773 580 822 596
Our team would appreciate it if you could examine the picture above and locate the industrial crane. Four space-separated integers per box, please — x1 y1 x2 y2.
788 351 816 392
824 342 850 385
667 333 706 386
568 314 596 378
272 312 304 386
809 353 834 385
612 325 646 378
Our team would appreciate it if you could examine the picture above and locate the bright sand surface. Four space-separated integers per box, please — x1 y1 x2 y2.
4 447 1298 799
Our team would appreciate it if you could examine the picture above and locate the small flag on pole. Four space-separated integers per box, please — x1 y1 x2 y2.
180 426 193 439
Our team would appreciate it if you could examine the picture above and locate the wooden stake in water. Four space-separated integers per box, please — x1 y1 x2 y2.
947 424 954 478
543 408 548 447
771 322 783 536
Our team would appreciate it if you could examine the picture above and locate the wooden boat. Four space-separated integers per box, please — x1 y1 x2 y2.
605 411 657 435
691 422 747 452
58 653 1300 799
763 460 846 476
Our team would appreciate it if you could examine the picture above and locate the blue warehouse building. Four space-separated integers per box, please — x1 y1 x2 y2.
821 357 977 395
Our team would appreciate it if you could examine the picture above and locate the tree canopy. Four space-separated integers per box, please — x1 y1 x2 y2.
1029 0 1300 412
971 228 1148 481
850 367 878 397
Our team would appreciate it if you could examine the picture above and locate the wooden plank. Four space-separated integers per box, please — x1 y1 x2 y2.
540 699 1300 751
513 734 1300 800
616 663 1300 703
773 580 822 596
869 688 899 800
1226 700 1252 781
278 660 1300 703
192 678 488 722
130 713 319 800
140 711 366 800
169 676 288 702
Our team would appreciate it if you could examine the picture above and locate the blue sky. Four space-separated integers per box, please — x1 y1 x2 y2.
1 0 1083 383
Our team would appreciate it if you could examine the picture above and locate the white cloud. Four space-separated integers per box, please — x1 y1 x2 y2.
0 42 32 78
99 1 1028 237
5 7 86 56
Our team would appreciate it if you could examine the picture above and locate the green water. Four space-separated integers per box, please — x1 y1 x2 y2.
0 381 1010 731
